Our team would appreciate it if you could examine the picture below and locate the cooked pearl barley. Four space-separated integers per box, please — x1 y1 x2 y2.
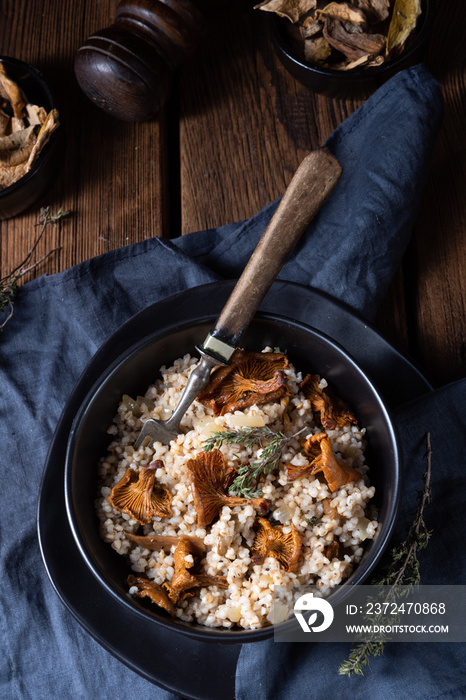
96 352 378 629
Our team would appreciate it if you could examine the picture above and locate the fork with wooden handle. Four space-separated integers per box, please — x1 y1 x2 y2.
134 148 342 449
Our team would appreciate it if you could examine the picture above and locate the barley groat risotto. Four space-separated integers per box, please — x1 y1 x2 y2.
96 348 378 629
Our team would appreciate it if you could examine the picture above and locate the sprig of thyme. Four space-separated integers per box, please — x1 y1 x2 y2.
0 205 70 330
338 432 433 677
202 425 307 497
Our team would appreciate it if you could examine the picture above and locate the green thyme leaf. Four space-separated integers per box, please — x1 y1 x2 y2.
202 425 307 498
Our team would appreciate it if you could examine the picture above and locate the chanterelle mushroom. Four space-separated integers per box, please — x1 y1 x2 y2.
187 449 271 527
251 517 302 572
108 460 173 524
125 531 205 552
197 348 291 416
127 574 175 615
163 536 228 604
300 374 357 430
299 432 362 492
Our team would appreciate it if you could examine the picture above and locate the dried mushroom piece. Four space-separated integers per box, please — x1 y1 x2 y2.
0 109 10 136
300 374 357 430
197 348 291 416
316 1 368 27
353 0 390 24
302 432 362 491
251 517 302 572
304 34 333 64
258 0 422 71
0 62 59 190
386 0 422 58
163 536 228 604
127 574 176 615
255 0 317 23
108 460 173 524
322 17 386 61
0 63 26 119
187 449 271 527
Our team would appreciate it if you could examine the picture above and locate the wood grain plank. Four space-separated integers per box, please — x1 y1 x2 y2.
1 0 464 391
178 2 360 233
0 0 166 285
409 0 466 384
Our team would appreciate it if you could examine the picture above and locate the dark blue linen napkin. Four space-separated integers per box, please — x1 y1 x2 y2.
1 64 462 700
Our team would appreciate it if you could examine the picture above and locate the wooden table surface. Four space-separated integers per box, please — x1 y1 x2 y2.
0 0 465 389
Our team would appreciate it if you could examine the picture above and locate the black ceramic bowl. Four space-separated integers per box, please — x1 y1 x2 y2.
64 283 401 644
0 56 63 219
267 0 435 99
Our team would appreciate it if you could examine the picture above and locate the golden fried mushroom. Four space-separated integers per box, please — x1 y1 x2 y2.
303 432 362 491
299 374 357 429
163 536 228 604
187 449 271 527
251 517 302 572
108 460 173 524
127 574 176 615
197 348 291 416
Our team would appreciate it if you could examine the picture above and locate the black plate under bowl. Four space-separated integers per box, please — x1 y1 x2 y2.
38 280 432 699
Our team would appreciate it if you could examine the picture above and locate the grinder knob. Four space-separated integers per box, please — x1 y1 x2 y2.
74 0 225 122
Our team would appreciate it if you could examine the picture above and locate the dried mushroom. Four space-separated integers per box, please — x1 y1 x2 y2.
163 536 228 604
323 17 386 61
303 432 362 491
187 449 271 527
197 348 291 416
0 62 59 190
386 0 422 58
304 33 333 63
300 374 357 430
108 460 173 524
254 0 317 23
257 0 422 71
251 517 302 572
317 1 368 26
127 574 176 615
353 0 390 24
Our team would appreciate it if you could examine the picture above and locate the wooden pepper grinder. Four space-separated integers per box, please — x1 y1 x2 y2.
74 0 228 122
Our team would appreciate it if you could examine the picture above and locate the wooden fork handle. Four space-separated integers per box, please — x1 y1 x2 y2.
206 148 342 354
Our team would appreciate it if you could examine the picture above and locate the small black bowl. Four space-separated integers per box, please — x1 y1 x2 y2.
0 56 63 219
267 0 435 99
64 289 401 644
